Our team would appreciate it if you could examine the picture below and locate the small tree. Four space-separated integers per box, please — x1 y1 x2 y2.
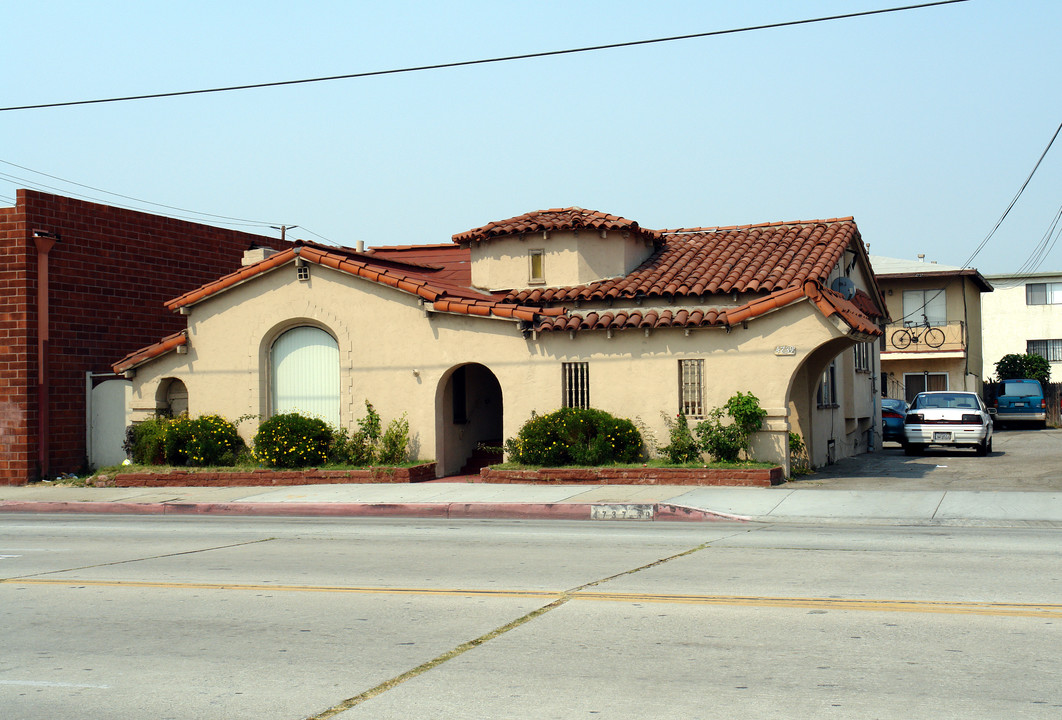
995 353 1051 384
694 392 767 463
658 412 701 464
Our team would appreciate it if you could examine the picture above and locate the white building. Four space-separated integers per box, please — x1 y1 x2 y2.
982 271 1062 380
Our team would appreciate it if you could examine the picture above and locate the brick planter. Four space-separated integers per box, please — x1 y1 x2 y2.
100 463 437 487
480 466 783 487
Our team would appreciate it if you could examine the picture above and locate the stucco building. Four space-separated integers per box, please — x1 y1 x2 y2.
871 256 992 403
981 271 1062 380
116 208 889 475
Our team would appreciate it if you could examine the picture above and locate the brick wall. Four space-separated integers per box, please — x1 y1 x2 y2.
0 190 291 484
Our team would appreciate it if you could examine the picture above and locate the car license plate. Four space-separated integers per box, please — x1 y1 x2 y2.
1015 402 1026 407
933 432 952 441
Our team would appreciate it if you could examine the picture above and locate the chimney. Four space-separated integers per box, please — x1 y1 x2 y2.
242 247 279 266
356 240 365 252
918 254 925 262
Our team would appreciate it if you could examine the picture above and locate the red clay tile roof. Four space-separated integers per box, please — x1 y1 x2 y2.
534 280 881 336
507 219 859 304
119 212 883 371
453 207 662 245
113 330 187 374
164 241 555 323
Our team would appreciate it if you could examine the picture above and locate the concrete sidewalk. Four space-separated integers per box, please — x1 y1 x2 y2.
3 482 1062 526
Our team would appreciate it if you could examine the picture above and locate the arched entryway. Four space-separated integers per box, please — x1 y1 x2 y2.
155 377 188 417
785 336 862 469
435 363 503 476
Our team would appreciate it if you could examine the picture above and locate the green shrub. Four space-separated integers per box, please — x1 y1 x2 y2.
658 412 701 464
995 352 1051 384
507 407 642 466
184 415 245 466
123 417 170 465
253 413 333 468
163 415 195 465
694 392 767 463
789 431 811 475
378 414 410 465
328 402 411 466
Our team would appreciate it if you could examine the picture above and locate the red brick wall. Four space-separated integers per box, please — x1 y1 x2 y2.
0 190 292 484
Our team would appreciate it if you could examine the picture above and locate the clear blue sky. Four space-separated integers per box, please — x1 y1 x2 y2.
3 0 1059 276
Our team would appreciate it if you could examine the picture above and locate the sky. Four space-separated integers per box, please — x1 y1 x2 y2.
2 0 1060 277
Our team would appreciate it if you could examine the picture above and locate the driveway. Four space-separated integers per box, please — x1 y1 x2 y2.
790 426 1062 492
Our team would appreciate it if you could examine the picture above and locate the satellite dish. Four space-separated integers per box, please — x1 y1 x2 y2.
830 276 856 300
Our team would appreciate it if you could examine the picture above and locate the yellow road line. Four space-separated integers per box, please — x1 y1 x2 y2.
5 578 1061 618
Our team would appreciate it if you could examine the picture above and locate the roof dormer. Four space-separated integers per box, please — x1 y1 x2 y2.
452 207 661 291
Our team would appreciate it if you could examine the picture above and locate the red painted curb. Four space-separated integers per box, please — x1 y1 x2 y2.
0 500 739 522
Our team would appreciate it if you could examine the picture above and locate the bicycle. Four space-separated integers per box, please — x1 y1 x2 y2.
891 315 945 349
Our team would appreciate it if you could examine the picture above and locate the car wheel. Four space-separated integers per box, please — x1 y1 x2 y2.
904 443 923 456
976 439 987 456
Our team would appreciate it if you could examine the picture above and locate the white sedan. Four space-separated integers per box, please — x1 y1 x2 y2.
903 391 993 456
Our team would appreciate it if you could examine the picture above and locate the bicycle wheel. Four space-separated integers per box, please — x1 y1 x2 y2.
891 328 913 349
924 327 946 348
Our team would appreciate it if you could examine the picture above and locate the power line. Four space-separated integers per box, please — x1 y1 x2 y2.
959 119 1062 270
0 159 283 226
0 160 342 245
0 1 970 113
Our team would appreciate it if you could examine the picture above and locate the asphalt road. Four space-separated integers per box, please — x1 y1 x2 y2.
2 515 1060 719
794 425 1062 491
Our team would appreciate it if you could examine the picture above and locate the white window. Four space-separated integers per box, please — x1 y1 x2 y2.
817 361 837 407
562 362 589 408
679 359 704 417
529 249 545 284
270 326 340 426
1028 339 1062 362
854 342 871 373
1026 282 1062 305
902 289 946 326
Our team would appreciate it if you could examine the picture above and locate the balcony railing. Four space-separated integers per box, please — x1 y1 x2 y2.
883 320 967 354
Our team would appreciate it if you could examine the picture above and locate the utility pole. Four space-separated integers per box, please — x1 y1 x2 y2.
271 225 298 242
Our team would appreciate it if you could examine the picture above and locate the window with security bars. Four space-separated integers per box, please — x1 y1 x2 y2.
562 362 589 408
679 359 704 417
1028 339 1062 362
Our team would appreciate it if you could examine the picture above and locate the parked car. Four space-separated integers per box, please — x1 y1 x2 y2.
993 378 1046 428
903 391 993 456
881 398 908 443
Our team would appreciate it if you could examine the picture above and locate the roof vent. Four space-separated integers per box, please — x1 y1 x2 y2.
830 276 856 300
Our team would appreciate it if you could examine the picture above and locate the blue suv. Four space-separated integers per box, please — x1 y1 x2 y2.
993 379 1047 428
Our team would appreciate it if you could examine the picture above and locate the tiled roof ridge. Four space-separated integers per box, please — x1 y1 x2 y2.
534 280 881 337
452 207 663 245
295 240 444 271
113 330 187 374
661 217 856 234
504 219 858 305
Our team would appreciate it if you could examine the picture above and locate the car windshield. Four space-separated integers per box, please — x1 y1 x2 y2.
912 393 980 410
1002 381 1040 397
882 399 906 412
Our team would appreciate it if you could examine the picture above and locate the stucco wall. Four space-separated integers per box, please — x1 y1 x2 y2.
982 273 1062 379
467 229 654 290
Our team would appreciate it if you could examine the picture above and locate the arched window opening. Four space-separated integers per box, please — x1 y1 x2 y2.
270 326 340 427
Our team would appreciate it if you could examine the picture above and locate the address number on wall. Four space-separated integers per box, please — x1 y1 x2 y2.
774 346 797 356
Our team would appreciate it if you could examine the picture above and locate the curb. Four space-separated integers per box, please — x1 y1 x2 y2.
0 500 744 523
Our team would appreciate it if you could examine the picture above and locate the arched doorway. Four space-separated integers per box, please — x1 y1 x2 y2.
435 363 503 476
